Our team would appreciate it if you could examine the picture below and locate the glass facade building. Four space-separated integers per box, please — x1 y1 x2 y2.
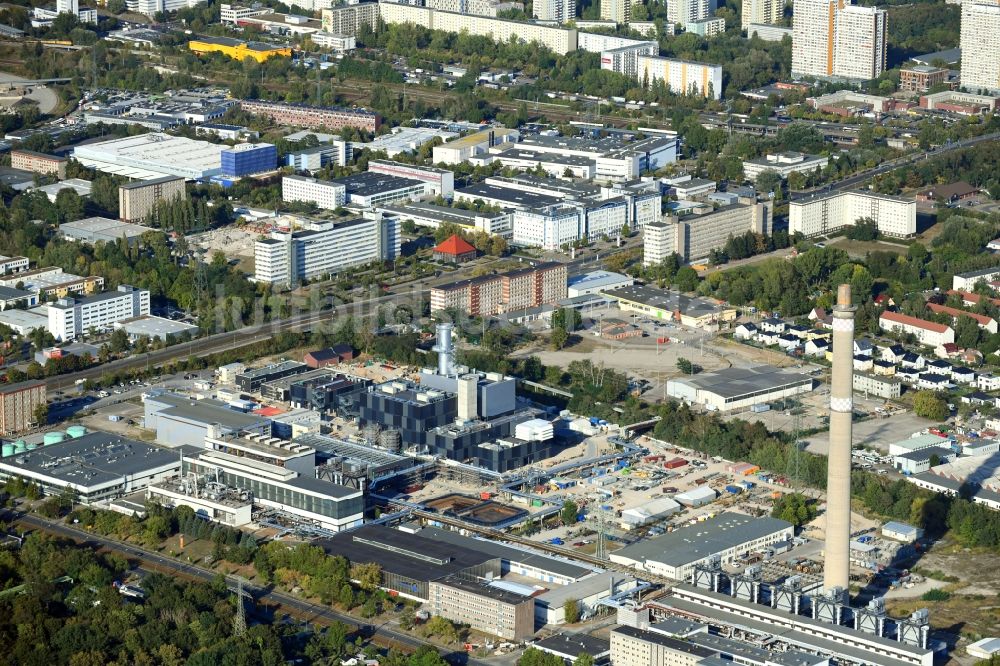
221 143 277 177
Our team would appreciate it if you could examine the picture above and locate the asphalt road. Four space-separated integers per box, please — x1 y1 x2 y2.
43 291 402 391
42 241 632 392
789 131 1000 202
9 510 488 666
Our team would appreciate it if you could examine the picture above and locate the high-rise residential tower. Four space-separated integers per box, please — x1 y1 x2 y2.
834 5 887 80
664 0 716 28
535 0 575 22
960 1 1000 93
743 0 783 31
792 0 887 81
601 0 633 23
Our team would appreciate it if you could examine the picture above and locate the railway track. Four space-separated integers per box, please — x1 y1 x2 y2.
9 510 484 664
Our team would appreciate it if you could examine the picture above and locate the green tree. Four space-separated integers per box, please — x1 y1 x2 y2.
519 647 567 666
563 599 581 623
771 493 817 527
954 315 981 349
350 561 382 591
422 616 460 644
109 328 130 354
560 500 579 526
32 402 48 427
676 358 694 374
551 326 569 350
913 391 950 421
575 654 595 666
846 217 879 242
755 169 783 197
675 266 699 292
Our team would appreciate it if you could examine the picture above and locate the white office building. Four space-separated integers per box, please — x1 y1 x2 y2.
643 221 672 267
126 0 202 17
282 175 346 210
600 41 660 79
221 4 269 22
653 201 772 262
742 0 783 30
636 56 724 99
254 217 401 287
47 285 150 341
789 191 916 237
432 127 520 165
368 160 455 197
309 31 356 51
742 151 829 180
582 198 629 240
512 206 584 250
960 1 1000 94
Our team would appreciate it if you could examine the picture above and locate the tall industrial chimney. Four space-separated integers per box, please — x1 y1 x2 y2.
433 322 456 377
825 283 856 597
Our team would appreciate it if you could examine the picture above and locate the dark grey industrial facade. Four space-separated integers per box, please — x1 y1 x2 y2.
357 384 457 449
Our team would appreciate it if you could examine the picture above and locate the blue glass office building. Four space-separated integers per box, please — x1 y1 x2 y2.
221 143 277 177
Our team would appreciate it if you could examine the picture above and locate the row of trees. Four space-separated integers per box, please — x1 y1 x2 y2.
0 531 290 666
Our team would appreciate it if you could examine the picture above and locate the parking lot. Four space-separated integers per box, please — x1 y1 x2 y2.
802 409 936 455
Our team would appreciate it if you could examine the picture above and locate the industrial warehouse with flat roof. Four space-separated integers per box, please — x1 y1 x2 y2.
0 431 180 503
610 512 794 579
666 365 814 411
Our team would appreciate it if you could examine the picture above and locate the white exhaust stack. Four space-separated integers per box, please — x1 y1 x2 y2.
825 283 856 597
433 322 456 377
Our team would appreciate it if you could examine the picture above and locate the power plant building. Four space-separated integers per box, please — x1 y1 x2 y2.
356 324 555 471
143 391 271 448
825 284 856 597
610 512 794 580
0 431 179 503
180 430 364 531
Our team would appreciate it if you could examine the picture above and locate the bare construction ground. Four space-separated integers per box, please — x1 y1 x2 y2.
513 327 802 401
886 540 1000 663
802 409 936 455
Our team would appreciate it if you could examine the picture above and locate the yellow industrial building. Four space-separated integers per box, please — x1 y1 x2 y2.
187 36 291 62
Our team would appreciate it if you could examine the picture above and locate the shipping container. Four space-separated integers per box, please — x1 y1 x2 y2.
664 457 688 469
725 485 743 494
751 403 771 413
